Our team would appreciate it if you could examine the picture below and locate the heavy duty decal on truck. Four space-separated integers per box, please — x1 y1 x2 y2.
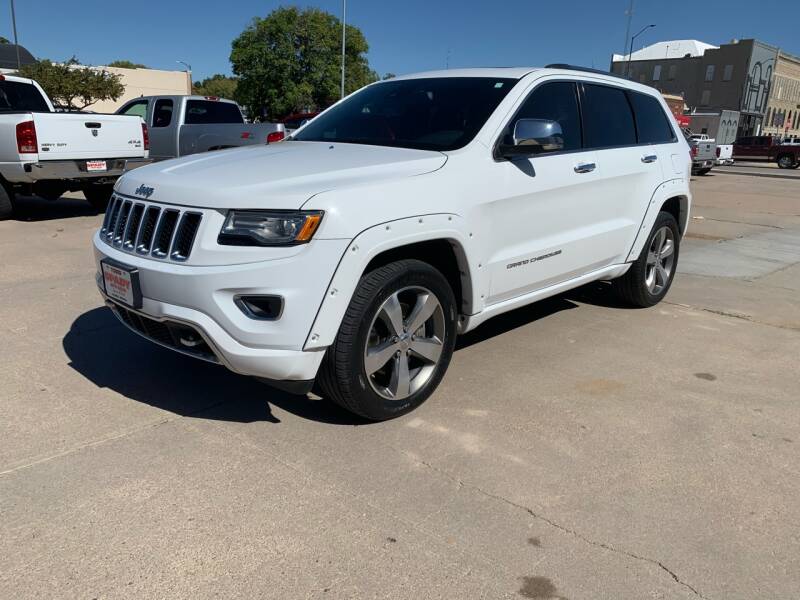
506 249 562 270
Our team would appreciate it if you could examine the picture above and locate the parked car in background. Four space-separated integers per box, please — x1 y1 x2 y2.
687 133 716 175
733 135 800 168
0 74 150 219
115 96 285 161
281 112 319 135
93 65 691 420
688 110 739 166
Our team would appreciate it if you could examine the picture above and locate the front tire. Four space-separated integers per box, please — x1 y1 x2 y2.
317 259 458 421
613 211 680 307
777 154 795 169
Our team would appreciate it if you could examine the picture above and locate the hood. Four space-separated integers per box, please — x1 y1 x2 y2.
115 141 447 209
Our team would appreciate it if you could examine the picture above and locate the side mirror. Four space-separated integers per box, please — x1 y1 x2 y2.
499 119 565 158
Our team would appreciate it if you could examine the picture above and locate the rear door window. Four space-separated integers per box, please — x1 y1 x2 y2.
628 91 676 144
582 84 636 148
184 100 243 124
152 99 174 128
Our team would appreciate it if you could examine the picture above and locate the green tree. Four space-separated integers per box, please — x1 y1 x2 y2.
230 7 378 119
107 60 148 69
17 57 124 110
0 37 10 44
193 74 238 99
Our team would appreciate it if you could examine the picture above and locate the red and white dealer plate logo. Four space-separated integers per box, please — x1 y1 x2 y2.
102 263 134 306
86 160 107 172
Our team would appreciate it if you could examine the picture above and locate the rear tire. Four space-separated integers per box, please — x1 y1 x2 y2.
697 168 711 175
316 259 458 421
777 154 795 169
0 184 14 221
83 183 114 212
613 211 680 308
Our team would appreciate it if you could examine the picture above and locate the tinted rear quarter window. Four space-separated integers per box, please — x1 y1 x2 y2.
0 81 50 112
582 84 636 148
628 92 675 144
184 100 243 124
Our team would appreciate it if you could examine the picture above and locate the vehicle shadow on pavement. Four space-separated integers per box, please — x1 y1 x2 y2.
11 195 99 222
456 295 578 350
62 307 366 426
455 280 633 350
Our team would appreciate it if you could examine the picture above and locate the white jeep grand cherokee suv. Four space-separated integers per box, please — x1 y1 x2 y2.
93 65 691 421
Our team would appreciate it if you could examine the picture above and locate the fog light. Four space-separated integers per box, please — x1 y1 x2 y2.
235 295 283 320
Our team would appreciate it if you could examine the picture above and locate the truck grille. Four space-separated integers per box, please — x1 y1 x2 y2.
108 301 219 364
100 195 203 262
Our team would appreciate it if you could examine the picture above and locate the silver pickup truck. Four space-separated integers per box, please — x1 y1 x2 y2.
687 133 717 175
115 96 285 161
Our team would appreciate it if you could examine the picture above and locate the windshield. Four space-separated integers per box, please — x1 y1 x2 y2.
294 77 517 151
0 80 51 113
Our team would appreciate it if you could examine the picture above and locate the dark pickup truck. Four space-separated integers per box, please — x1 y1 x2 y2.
732 136 800 169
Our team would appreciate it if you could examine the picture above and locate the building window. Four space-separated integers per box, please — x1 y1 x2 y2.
765 107 772 126
653 65 662 81
705 65 715 82
700 89 711 105
668 65 677 80
723 65 733 81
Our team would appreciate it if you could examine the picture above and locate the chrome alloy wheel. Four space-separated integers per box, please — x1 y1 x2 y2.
364 286 445 401
645 226 676 295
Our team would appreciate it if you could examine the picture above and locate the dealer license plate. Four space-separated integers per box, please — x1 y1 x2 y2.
86 160 107 172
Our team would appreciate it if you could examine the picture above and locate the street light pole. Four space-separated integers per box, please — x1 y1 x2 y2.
340 0 346 99
10 0 21 70
177 61 192 94
626 24 656 78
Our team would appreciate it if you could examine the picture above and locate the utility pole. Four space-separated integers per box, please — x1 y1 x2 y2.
622 0 634 75
10 0 21 70
340 0 346 99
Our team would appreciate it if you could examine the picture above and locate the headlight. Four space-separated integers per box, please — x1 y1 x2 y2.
218 210 323 246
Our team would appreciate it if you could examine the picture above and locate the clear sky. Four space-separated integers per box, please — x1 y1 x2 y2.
9 0 800 80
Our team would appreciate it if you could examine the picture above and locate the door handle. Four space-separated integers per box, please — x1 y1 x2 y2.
641 154 658 163
574 162 596 173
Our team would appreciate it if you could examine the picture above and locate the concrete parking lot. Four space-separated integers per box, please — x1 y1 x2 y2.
1 167 798 599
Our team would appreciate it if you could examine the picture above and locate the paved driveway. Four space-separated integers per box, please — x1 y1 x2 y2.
1 177 798 599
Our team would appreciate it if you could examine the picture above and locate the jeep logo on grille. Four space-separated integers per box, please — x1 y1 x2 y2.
134 184 155 198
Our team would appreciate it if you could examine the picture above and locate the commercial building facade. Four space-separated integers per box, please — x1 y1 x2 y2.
611 39 785 137
762 50 800 136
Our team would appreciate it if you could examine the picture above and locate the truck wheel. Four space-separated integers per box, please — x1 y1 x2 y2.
777 154 795 169
613 211 680 308
0 184 14 220
317 259 458 421
697 168 711 175
83 184 114 212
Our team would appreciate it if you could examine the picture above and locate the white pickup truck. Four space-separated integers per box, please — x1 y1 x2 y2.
0 74 149 219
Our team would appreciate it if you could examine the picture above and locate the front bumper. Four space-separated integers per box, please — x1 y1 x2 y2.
15 157 151 182
93 231 349 386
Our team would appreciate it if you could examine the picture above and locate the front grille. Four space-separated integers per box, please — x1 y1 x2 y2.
109 301 219 363
100 195 202 262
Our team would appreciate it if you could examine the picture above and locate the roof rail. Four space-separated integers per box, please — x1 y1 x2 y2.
544 64 629 80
